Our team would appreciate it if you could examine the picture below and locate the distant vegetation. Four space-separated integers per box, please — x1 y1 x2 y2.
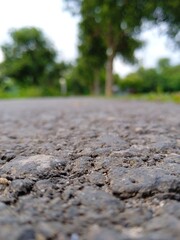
119 58 180 94
64 0 180 96
0 27 70 97
0 0 180 99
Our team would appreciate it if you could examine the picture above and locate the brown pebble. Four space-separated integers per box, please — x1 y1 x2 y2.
0 177 10 185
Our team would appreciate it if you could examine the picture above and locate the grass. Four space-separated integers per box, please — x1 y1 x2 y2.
0 87 180 103
118 92 180 103
0 86 61 99
0 86 43 99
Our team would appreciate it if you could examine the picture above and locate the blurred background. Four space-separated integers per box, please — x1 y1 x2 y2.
0 0 180 101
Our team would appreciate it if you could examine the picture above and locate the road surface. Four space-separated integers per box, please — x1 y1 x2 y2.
0 98 179 240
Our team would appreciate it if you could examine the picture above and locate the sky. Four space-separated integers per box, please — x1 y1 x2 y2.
0 0 179 77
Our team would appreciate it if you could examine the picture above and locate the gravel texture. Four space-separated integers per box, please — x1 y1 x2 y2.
0 98 179 240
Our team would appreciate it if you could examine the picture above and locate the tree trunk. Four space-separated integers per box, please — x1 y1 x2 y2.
105 53 114 97
93 69 100 95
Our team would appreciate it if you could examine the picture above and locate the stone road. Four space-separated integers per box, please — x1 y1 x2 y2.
0 98 179 240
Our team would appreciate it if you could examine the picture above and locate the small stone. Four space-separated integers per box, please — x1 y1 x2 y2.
0 178 10 185
1 152 16 162
36 233 46 240
109 166 179 199
0 202 7 210
71 233 79 240
87 225 126 240
134 127 143 133
88 171 105 186
75 186 124 213
17 228 36 240
0 155 66 179
10 179 34 197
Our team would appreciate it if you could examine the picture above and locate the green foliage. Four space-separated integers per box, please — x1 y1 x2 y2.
0 27 70 97
66 61 91 95
159 65 180 92
65 60 106 95
119 59 180 93
65 61 121 95
120 92 180 104
120 72 144 93
64 0 180 96
65 0 147 96
150 0 180 46
1 27 57 87
0 85 42 98
77 2 107 94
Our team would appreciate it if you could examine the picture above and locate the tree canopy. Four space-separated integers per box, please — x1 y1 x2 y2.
64 0 180 96
0 27 57 87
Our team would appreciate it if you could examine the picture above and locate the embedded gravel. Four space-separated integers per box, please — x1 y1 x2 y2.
0 98 179 240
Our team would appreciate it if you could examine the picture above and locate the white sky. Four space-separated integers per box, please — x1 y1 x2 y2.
0 0 179 77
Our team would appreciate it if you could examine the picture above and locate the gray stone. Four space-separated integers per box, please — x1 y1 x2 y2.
1 152 16 162
88 171 106 186
87 225 127 240
0 155 66 179
17 228 36 240
75 186 124 214
10 179 34 198
109 167 180 199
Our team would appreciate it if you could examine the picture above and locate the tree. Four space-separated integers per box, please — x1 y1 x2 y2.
78 25 107 95
120 59 180 93
156 58 180 92
64 0 180 96
0 27 57 88
165 65 180 91
64 0 144 96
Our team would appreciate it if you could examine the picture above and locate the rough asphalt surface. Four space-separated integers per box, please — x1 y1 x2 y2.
0 98 179 240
